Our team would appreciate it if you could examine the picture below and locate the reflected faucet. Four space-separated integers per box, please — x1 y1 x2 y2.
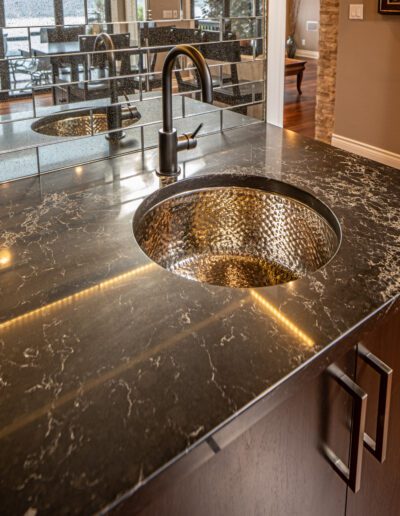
157 45 213 177
94 33 135 142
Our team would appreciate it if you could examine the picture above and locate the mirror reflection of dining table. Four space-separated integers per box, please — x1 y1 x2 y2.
31 39 142 104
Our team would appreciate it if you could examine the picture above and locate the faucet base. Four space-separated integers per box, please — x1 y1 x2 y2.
155 166 181 178
157 128 181 177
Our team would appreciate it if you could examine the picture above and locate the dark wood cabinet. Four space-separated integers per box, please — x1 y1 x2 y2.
136 351 357 516
347 303 400 516
119 302 400 516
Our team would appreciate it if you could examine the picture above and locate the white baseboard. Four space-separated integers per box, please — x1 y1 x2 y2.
295 49 319 60
332 134 400 170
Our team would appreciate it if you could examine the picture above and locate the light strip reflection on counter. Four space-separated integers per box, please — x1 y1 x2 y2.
0 263 156 331
0 297 249 441
0 249 12 267
250 290 315 349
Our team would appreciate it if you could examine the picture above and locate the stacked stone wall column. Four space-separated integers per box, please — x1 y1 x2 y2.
316 0 340 144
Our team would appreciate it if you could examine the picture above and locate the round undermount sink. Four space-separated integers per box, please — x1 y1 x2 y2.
133 174 341 288
31 106 141 137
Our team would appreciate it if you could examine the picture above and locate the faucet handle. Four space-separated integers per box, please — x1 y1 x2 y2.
177 123 204 152
191 123 203 138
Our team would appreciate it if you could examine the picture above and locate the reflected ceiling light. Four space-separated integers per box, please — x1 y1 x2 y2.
0 263 156 331
250 290 314 348
75 166 83 174
0 249 12 268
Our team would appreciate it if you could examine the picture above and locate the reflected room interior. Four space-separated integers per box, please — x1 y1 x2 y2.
0 0 265 180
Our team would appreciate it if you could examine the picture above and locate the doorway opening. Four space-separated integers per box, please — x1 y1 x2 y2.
283 0 319 139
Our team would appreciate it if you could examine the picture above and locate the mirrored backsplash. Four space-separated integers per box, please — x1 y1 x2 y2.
0 0 266 182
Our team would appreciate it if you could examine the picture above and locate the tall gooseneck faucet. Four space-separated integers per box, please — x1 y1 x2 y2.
158 45 213 177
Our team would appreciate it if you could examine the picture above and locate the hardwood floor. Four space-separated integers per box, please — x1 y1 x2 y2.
284 58 317 139
0 93 52 116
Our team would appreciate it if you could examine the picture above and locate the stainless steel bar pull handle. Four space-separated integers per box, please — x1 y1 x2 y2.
327 364 368 493
358 343 393 463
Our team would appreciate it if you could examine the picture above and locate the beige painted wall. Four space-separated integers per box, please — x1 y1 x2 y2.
286 0 320 52
148 0 180 20
295 0 320 52
334 0 400 154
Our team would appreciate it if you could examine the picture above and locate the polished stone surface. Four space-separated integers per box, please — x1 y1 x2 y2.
0 124 399 514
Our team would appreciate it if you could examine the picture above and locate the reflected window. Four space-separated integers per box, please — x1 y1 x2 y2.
3 0 55 27
192 0 262 18
136 0 146 21
87 0 107 24
63 0 86 25
193 0 223 18
230 1 253 17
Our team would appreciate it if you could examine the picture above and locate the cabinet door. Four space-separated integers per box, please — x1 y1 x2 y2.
134 351 356 516
347 301 400 516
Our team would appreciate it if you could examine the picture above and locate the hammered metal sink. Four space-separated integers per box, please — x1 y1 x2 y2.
133 174 341 288
31 106 141 137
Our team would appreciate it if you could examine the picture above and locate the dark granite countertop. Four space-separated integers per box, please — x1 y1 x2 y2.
0 124 399 514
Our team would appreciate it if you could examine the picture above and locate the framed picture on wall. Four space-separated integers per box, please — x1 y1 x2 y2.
379 0 400 13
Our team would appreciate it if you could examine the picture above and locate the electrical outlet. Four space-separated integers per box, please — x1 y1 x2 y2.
349 4 364 19
306 21 319 32
301 39 306 46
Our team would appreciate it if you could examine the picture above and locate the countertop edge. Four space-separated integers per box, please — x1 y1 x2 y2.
101 293 399 515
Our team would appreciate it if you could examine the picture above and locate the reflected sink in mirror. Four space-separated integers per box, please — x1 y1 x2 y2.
133 174 341 288
31 107 141 138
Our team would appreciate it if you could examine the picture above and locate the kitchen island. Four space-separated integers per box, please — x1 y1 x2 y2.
0 123 399 515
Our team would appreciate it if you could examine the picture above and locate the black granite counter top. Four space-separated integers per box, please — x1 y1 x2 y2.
0 124 399 514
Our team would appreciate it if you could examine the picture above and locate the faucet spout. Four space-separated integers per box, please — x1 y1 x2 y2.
158 44 213 177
